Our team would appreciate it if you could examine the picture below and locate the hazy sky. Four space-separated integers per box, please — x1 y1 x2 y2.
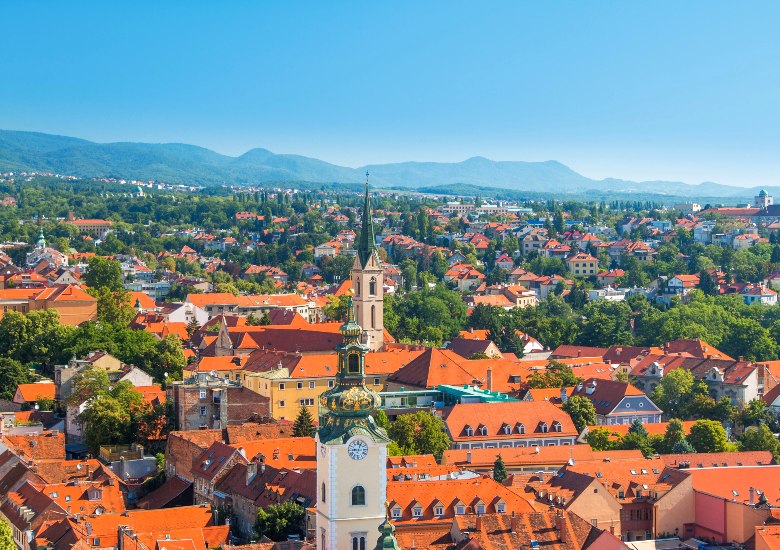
2 1 780 187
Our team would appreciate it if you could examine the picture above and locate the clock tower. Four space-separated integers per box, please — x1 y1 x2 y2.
316 298 391 550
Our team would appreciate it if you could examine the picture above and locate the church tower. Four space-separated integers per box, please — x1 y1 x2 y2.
352 176 384 351
316 299 391 550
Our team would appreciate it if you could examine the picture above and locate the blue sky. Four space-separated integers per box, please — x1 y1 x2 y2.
1 1 779 186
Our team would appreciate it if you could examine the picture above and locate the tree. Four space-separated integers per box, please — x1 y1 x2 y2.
84 256 124 292
697 270 718 296
374 409 390 430
0 358 30 400
739 424 780 459
627 418 648 438
651 369 695 420
671 439 696 454
585 427 615 451
688 420 728 453
292 405 315 437
562 396 597 432
527 361 581 389
93 287 136 326
254 501 306 541
0 518 14 550
493 455 508 483
387 411 451 461
660 419 687 453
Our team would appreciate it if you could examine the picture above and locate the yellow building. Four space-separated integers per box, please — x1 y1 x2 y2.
565 252 599 277
241 348 420 421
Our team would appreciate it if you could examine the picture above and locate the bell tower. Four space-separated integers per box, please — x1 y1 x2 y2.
316 298 390 550
352 174 384 351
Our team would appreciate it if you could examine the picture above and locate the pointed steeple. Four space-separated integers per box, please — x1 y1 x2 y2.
358 171 376 268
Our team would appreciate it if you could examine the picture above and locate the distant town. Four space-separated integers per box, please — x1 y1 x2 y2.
0 171 780 549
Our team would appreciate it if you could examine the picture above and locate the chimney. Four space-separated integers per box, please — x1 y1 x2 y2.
560 387 568 403
738 356 744 362
556 510 567 543
86 522 93 536
246 462 258 485
466 451 472 464
750 487 755 504
511 511 520 533
475 514 482 531
487 367 493 393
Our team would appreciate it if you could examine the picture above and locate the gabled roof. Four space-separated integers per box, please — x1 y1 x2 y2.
191 441 244 481
570 378 658 416
3 431 65 461
386 476 534 524
687 465 780 505
13 382 56 403
442 401 577 443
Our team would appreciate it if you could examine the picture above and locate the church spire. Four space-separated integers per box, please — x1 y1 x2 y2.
358 171 376 268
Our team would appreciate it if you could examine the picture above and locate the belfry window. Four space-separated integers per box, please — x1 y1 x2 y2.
369 277 377 296
348 353 360 374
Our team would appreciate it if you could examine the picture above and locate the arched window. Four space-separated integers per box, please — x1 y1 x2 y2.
321 482 326 503
540 422 549 433
356 281 361 297
503 424 511 435
352 536 367 550
371 305 376 328
348 353 360 374
479 425 488 436
351 485 366 506
517 423 525 434
552 421 562 433
369 277 377 296
465 425 474 436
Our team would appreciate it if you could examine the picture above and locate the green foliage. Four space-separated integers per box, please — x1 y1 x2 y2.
0 518 13 550
651 369 695 420
84 256 125 292
387 411 451 461
527 361 581 389
660 419 687 453
323 294 351 321
561 395 596 432
671 439 696 454
384 286 467 345
739 424 780 458
254 501 306 542
493 455 508 483
585 427 614 451
577 300 634 347
374 409 390 430
0 358 30 400
688 420 728 453
292 405 316 437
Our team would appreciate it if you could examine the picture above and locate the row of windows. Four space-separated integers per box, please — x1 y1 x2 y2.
278 378 381 391
464 421 562 436
389 501 506 518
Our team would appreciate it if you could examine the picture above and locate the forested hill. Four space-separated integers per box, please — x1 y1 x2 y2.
0 129 769 198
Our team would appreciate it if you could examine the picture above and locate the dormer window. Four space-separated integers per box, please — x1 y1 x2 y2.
391 506 401 519
465 425 474 437
496 501 506 514
539 422 549 433
517 423 526 434
455 503 466 515
413 506 422 518
503 424 511 435
478 425 488 436
434 502 445 517
475 501 486 515
552 421 562 433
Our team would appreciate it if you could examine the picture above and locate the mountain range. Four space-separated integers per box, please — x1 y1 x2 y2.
0 129 772 200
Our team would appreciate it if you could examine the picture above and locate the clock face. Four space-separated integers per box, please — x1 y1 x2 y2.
348 439 368 460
